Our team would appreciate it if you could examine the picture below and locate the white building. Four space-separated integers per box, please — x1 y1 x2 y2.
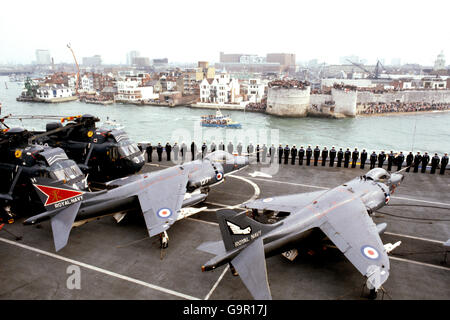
36 85 73 100
433 51 446 71
115 79 159 102
81 75 94 93
246 78 266 103
200 72 240 104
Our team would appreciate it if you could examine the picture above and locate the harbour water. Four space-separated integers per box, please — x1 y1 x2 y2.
1 76 449 154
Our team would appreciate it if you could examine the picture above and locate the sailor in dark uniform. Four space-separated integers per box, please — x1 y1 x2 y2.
321 147 328 166
291 145 297 165
387 150 395 171
430 153 440 174
440 153 448 175
165 142 172 161
344 148 351 168
313 146 320 166
156 143 163 162
337 148 344 167
227 142 233 154
248 143 254 159
421 152 430 173
396 151 404 171
173 142 179 161
146 143 153 162
413 152 421 173
360 149 367 169
278 144 283 164
201 142 207 159
237 142 242 156
298 146 305 166
351 148 359 168
306 146 312 166
181 142 187 161
406 152 413 172
269 144 275 163
191 141 197 161
262 144 267 163
370 151 377 169
284 145 290 165
329 146 336 167
256 144 260 163
378 151 386 168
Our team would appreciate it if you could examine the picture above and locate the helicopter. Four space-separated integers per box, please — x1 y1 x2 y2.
0 124 88 223
27 114 146 182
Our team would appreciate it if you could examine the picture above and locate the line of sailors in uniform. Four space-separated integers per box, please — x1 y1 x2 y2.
143 142 449 175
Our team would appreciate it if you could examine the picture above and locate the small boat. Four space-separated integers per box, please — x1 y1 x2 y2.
200 109 242 129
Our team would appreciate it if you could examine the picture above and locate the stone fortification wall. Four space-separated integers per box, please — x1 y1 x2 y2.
310 94 331 105
266 86 310 117
357 90 450 104
331 88 357 117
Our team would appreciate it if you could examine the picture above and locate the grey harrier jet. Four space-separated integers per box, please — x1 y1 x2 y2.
199 168 403 299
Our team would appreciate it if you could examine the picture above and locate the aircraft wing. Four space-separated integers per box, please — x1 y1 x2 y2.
242 190 328 212
317 197 390 290
135 167 189 237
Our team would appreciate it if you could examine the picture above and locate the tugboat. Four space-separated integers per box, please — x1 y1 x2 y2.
200 109 242 129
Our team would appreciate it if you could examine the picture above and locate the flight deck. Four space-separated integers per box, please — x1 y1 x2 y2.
0 159 449 300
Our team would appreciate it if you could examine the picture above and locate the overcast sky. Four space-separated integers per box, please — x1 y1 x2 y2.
0 0 448 66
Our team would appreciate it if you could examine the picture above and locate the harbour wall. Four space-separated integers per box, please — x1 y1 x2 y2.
356 90 450 104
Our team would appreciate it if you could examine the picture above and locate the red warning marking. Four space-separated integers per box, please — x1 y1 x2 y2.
34 185 84 206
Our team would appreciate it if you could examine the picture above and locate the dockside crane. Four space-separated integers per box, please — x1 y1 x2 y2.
67 43 80 95
346 58 387 79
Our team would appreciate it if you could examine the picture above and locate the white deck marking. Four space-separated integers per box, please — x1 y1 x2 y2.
390 256 450 271
244 176 329 190
186 217 219 226
384 232 445 244
390 196 450 207
0 237 200 300
202 175 260 212
204 265 229 300
240 175 450 206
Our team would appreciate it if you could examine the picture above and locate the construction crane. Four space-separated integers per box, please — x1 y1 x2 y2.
67 43 80 95
346 59 386 79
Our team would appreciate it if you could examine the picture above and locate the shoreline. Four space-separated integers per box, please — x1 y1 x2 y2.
356 109 450 118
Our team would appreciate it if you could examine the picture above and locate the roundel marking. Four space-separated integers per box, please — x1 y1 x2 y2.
262 197 273 203
15 150 22 158
361 245 380 260
216 172 223 180
157 208 172 218
87 130 94 138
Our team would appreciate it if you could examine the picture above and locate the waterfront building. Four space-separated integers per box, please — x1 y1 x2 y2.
36 85 73 100
199 72 240 104
244 78 266 103
81 74 94 92
115 79 158 102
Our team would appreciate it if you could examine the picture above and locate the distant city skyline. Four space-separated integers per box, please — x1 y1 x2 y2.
1 0 448 66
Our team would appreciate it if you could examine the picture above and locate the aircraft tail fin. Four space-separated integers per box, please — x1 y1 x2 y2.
24 179 87 251
216 209 279 252
231 237 272 300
